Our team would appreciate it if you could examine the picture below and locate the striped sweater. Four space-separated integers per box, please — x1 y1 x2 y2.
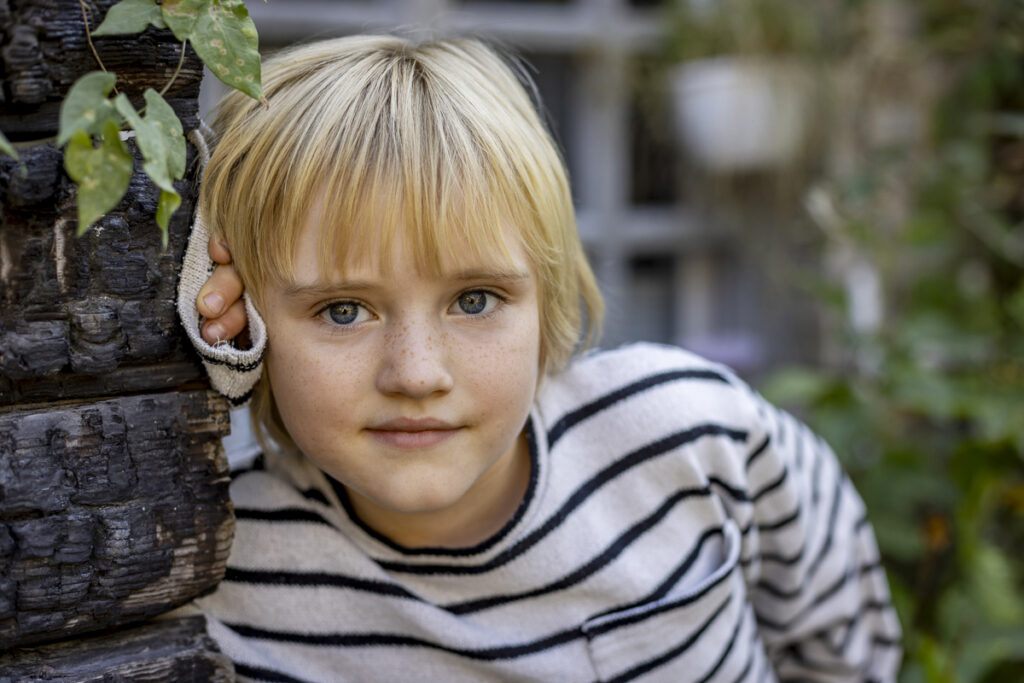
189 343 901 682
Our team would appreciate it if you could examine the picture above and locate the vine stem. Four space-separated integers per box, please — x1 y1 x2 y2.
78 0 109 75
160 42 188 97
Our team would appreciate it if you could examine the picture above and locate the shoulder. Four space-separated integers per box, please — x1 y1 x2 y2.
541 342 752 410
535 342 765 444
567 342 726 378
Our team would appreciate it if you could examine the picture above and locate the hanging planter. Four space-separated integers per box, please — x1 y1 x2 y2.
669 57 813 172
661 0 827 172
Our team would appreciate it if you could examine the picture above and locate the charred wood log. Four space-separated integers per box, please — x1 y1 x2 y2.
0 139 206 406
0 0 203 140
0 615 234 681
0 390 233 649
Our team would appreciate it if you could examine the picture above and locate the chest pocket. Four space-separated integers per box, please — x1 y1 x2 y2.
582 521 760 682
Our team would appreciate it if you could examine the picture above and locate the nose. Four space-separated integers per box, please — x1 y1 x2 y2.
375 320 454 399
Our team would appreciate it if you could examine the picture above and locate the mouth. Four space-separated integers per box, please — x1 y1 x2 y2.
365 417 462 449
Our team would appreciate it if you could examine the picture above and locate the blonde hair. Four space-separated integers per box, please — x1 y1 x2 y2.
200 34 603 451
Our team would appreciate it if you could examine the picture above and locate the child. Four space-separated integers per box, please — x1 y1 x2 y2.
177 34 901 682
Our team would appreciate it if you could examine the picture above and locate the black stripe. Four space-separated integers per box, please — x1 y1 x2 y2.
805 471 847 583
546 368 729 448
781 641 864 675
582 525 729 637
794 422 806 472
728 614 762 683
812 601 900 656
775 408 788 448
300 487 330 506
235 507 334 526
227 387 255 407
199 348 265 372
604 593 734 683
233 662 312 683
222 621 581 661
757 505 801 533
810 431 825 506
229 454 266 480
753 541 806 566
791 622 900 673
756 559 886 633
445 486 716 615
224 567 419 600
744 435 771 469
756 561 883 601
708 475 750 503
379 423 748 575
695 604 748 683
750 466 788 503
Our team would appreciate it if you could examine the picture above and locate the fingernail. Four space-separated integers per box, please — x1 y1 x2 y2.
203 292 225 315
205 322 225 343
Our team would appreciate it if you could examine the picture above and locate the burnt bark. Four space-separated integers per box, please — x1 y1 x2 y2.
0 0 203 140
0 390 233 649
0 615 234 681
0 1 235 671
0 141 206 406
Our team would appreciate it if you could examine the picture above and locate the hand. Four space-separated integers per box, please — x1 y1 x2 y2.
197 238 249 346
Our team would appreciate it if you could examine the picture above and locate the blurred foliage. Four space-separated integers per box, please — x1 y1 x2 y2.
757 0 1024 680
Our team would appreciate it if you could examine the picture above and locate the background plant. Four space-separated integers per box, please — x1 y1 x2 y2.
0 0 264 243
759 0 1024 679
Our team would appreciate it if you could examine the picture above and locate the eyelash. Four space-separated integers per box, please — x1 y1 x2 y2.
315 289 507 329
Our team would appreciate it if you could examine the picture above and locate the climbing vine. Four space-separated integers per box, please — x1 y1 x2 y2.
0 0 264 244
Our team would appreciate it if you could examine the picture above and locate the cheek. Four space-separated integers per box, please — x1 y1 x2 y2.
265 337 373 444
459 315 541 416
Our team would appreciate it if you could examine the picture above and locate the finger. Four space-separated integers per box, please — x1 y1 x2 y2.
202 300 248 345
197 263 244 319
208 236 233 265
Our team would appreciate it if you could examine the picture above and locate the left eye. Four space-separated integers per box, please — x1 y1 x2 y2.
453 290 497 316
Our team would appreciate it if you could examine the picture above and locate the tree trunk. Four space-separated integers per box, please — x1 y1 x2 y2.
0 1 234 675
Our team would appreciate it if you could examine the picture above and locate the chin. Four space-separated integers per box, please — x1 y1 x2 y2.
376 484 467 515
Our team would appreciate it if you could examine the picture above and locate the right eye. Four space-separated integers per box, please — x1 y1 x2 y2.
320 301 370 326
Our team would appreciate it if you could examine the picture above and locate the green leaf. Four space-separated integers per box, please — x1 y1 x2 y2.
192 0 264 101
57 72 119 147
0 129 19 161
64 121 134 234
113 90 186 234
161 0 206 43
157 189 182 240
113 90 185 194
93 0 166 36
142 89 186 179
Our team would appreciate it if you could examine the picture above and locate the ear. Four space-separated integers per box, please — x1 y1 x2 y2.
208 236 233 265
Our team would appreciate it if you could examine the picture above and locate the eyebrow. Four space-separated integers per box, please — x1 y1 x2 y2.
283 268 531 298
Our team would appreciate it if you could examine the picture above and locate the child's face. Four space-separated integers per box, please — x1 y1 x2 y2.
260 202 541 545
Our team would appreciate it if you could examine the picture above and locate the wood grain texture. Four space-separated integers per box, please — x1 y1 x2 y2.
0 615 234 681
0 390 233 649
0 139 207 406
0 0 203 140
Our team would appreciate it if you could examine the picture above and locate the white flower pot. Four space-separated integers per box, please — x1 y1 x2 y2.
669 57 813 172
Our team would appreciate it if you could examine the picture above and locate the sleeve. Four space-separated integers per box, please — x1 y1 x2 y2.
733 382 902 680
175 125 268 407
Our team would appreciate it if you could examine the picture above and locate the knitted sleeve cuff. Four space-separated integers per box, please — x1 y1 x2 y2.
176 125 267 407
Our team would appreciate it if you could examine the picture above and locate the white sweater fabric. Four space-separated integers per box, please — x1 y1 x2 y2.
178 339 901 682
